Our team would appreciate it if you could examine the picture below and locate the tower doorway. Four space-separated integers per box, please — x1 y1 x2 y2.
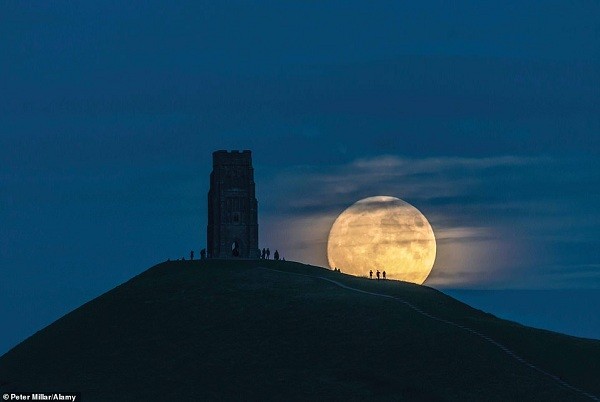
231 241 240 257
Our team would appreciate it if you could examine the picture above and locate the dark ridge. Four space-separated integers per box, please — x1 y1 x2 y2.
1 260 598 401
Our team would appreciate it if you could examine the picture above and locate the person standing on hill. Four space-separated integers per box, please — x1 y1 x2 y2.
383 271 386 280
266 248 271 259
274 250 279 260
376 270 380 280
190 250 194 260
369 270 373 279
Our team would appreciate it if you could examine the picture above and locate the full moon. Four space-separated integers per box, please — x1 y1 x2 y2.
327 196 436 284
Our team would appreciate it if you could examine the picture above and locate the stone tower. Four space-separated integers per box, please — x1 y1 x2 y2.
207 150 259 259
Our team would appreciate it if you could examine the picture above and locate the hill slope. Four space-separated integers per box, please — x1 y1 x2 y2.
1 260 599 401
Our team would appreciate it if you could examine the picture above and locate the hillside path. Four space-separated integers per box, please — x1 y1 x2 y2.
259 267 599 402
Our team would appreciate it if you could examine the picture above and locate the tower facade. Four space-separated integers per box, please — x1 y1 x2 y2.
207 150 259 259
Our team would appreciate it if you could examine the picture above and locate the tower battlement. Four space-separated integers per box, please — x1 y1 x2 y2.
212 150 253 167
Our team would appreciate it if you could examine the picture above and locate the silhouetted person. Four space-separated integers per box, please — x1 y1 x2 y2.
266 248 270 259
262 248 266 259
369 270 373 279
376 270 380 280
200 249 206 260
274 250 279 260
383 271 386 280
190 250 194 260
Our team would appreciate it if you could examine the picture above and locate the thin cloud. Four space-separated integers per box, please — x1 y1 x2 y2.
266 154 546 216
260 154 600 288
260 155 539 281
352 155 541 171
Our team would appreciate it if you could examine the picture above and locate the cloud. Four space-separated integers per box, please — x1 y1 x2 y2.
434 226 491 243
264 154 544 217
507 264 600 290
259 154 600 288
352 155 538 171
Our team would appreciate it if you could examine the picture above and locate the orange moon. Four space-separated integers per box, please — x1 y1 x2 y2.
327 196 436 284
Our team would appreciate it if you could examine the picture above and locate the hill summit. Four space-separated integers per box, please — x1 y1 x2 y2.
1 260 599 401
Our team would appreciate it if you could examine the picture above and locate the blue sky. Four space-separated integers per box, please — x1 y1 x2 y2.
1 1 599 352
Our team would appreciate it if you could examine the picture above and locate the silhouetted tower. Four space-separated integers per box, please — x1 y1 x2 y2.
207 150 259 259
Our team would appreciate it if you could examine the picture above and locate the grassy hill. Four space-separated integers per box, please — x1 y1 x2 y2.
1 260 599 401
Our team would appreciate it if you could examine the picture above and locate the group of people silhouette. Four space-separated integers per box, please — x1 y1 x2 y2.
188 249 207 260
369 270 386 280
261 248 281 260
170 247 283 261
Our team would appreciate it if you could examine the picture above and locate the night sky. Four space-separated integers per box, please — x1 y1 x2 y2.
1 1 599 352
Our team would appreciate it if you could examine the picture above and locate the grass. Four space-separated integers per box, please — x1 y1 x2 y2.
1 259 599 401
